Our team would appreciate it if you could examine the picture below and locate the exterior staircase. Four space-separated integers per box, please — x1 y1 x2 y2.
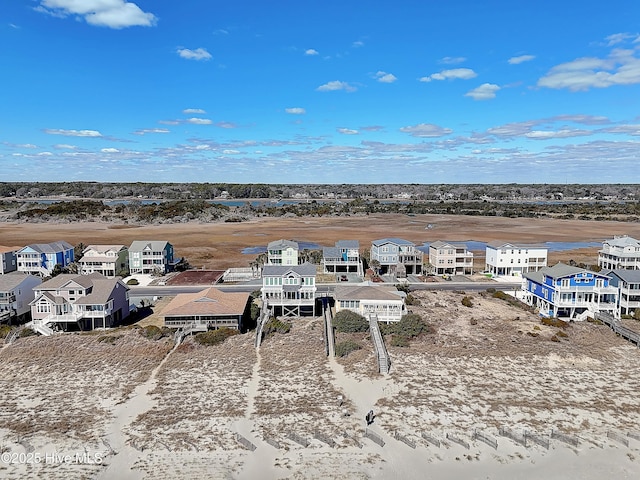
26 319 55 336
368 314 391 374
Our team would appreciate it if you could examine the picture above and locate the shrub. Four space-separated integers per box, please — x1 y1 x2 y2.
19 328 36 338
461 296 474 308
333 310 369 333
263 317 291 335
194 327 238 346
126 278 139 285
0 325 12 339
556 330 569 338
381 313 430 338
405 294 421 306
139 325 163 340
541 317 569 329
390 335 409 347
492 290 536 312
335 340 362 357
97 334 122 344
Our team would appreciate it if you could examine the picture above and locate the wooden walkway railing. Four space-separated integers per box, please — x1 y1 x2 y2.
368 314 391 374
595 312 640 347
255 302 272 348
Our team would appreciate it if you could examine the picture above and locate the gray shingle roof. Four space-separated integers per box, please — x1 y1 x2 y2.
129 240 171 251
603 236 640 248
262 263 317 276
0 272 36 291
605 269 640 283
334 284 404 301
267 239 299 250
372 238 415 246
19 241 73 254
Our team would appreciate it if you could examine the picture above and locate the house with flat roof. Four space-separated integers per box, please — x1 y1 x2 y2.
78 245 129 278
161 287 251 332
261 263 316 317
428 241 473 276
370 238 423 276
0 272 42 323
598 236 640 271
322 240 363 276
30 273 130 334
16 241 74 277
485 242 547 277
334 283 406 323
522 263 618 320
129 241 174 275
266 239 299 266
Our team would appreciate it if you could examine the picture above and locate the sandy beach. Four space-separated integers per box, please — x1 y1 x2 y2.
2 289 640 479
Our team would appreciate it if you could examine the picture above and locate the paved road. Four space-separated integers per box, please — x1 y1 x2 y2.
130 281 521 297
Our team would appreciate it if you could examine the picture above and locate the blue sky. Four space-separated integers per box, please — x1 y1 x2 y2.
2 1 640 184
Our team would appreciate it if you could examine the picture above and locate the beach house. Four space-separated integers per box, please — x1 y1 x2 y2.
428 241 474 276
370 238 423 276
322 240 363 276
128 241 174 275
0 246 18 274
78 245 129 278
266 239 299 266
0 272 42 323
598 235 640 271
334 283 406 323
16 241 75 277
522 263 618 320
603 269 640 317
485 242 547 277
261 263 316 316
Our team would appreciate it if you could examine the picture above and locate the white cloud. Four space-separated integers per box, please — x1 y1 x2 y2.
305 49 319 56
399 123 452 138
508 54 535 65
158 120 180 125
222 149 240 155
352 41 364 48
316 80 357 92
133 128 170 135
439 56 466 65
44 128 103 137
101 148 120 153
37 151 53 156
420 68 477 82
374 71 397 83
37 0 156 29
538 48 640 91
216 121 237 129
525 129 592 139
464 83 501 100
177 48 212 61
601 124 640 135
605 33 636 46
337 128 358 135
285 107 306 114
53 144 77 149
186 118 213 125
183 108 206 114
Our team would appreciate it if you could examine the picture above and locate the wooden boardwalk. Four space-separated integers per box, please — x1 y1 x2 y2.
595 312 640 347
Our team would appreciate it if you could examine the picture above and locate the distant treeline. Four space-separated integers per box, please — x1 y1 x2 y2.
2 197 639 224
1 182 639 202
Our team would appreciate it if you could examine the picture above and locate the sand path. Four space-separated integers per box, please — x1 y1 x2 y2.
97 338 182 480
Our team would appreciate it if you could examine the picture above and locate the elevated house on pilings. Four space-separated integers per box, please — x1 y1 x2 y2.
261 263 317 317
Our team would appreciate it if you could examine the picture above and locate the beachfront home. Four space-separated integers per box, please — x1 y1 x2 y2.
603 269 640 317
16 241 74 277
161 287 251 332
30 273 130 333
128 241 174 275
261 263 316 317
334 283 407 323
266 239 299 266
0 246 18 274
485 242 547 277
598 236 640 271
0 272 42 323
428 241 473 276
322 240 363 276
522 263 618 320
370 238 423 277
78 245 129 278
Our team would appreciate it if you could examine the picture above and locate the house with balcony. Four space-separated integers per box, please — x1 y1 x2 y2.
266 239 299 266
603 269 640 317
334 283 407 323
322 240 363 276
598 236 640 271
0 272 42 324
16 241 74 277
485 242 547 277
428 241 473 276
29 273 130 334
370 238 423 277
161 287 251 332
78 245 129 278
0 246 18 274
128 241 174 275
261 263 316 317
522 263 618 320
